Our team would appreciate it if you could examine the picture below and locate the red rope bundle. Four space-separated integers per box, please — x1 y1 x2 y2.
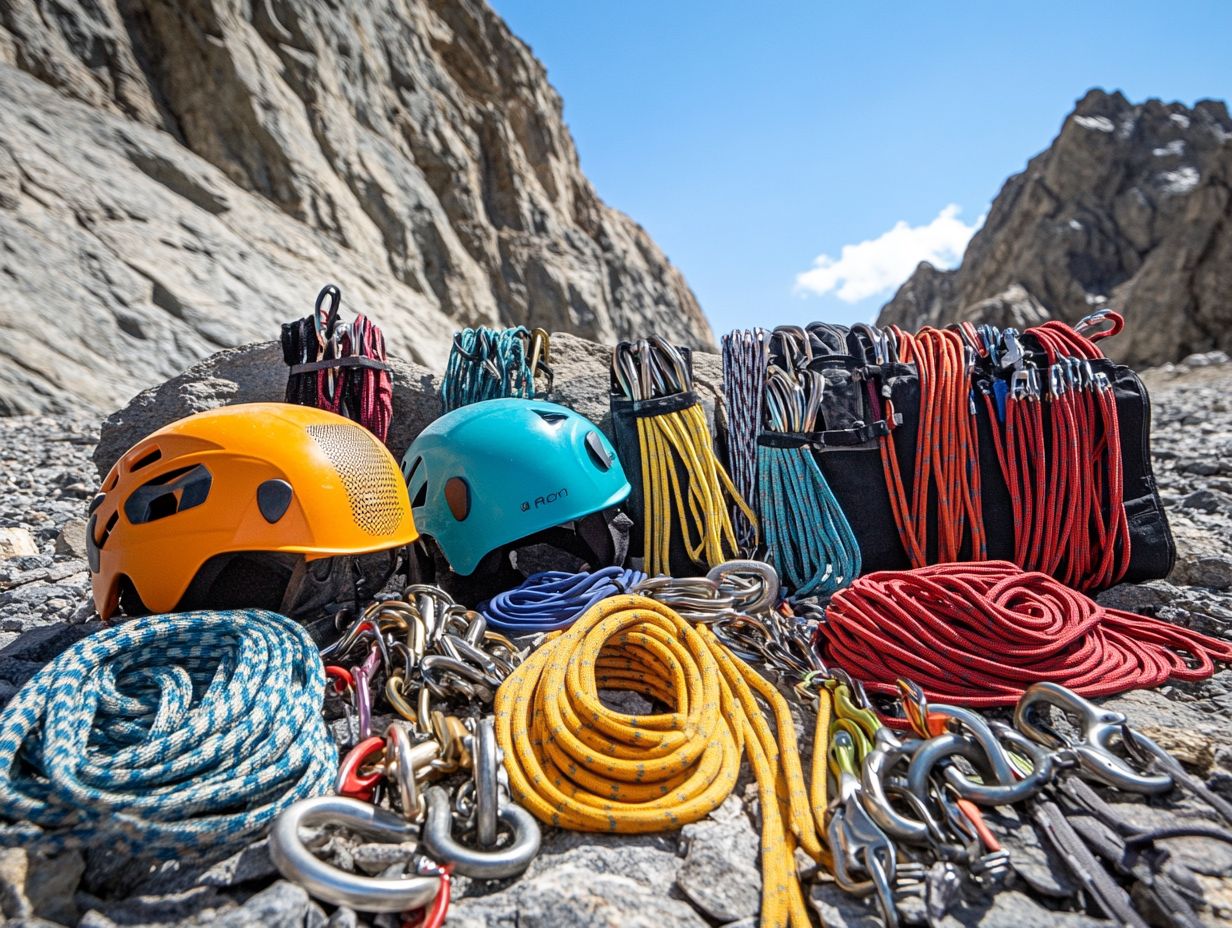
818 561 1232 708
880 326 987 567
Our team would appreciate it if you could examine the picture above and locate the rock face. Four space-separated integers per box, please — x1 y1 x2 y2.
878 90 1232 367
0 0 711 417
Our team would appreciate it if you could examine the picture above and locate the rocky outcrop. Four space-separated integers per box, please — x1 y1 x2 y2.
0 0 711 417
879 90 1232 367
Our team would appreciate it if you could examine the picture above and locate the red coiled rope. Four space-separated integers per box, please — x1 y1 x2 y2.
817 561 1232 709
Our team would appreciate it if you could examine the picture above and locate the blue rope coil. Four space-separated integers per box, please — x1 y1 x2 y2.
0 610 337 858
757 444 861 598
479 567 647 634
442 327 535 412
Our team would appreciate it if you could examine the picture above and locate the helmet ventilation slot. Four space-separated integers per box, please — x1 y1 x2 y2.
128 448 162 472
411 480 428 509
124 464 213 525
585 431 613 471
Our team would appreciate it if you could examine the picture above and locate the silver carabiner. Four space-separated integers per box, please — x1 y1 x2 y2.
471 717 500 848
860 738 932 845
269 795 440 912
1014 682 1172 794
420 786 541 880
706 559 780 615
826 765 900 928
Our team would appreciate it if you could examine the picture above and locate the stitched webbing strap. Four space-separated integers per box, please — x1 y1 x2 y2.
0 610 337 858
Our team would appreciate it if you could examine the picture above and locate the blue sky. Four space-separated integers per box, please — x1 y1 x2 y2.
488 1 1232 336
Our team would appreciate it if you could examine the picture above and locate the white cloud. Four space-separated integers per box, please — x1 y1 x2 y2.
794 204 982 303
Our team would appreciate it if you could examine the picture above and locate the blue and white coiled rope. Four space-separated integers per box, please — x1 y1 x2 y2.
0 610 337 858
758 366 861 597
442 326 535 412
479 567 647 634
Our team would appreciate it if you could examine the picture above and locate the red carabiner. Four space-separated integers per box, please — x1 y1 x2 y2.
337 735 386 801
325 665 354 695
401 866 452 928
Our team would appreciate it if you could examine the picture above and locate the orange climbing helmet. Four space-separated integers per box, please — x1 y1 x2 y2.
88 403 417 620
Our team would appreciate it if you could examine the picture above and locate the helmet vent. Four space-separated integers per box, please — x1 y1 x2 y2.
124 465 212 525
411 480 428 509
306 424 404 536
533 409 568 425
404 455 423 485
128 448 162 472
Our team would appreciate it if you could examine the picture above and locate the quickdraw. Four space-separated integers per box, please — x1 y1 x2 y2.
986 313 1131 589
720 327 769 551
281 284 393 441
881 324 987 565
758 357 861 596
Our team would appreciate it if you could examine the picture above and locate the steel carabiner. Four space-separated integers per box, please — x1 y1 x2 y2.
269 795 440 912
1014 682 1172 795
420 787 541 880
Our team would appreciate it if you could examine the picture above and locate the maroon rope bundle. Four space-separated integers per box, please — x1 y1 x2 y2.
817 560 1232 708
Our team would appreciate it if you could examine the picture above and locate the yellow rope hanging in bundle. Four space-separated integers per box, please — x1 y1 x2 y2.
494 595 824 928
638 403 757 575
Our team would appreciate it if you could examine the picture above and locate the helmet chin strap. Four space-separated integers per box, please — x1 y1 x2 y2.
525 510 633 572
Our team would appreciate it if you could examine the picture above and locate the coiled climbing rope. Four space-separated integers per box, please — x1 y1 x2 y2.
495 594 823 928
638 402 755 575
478 566 647 634
721 328 768 552
817 561 1232 708
0 610 337 857
881 325 987 566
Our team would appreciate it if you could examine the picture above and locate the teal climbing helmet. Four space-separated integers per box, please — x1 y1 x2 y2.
401 399 630 575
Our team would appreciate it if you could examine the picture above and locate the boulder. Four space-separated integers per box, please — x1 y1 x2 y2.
0 529 38 560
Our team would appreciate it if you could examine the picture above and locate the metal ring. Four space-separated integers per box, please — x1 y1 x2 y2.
269 795 439 912
421 786 541 880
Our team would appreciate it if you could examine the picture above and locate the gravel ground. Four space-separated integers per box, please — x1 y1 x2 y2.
1 356 1231 927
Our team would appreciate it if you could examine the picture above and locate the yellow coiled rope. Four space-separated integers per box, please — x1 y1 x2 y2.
638 402 757 575
495 595 824 928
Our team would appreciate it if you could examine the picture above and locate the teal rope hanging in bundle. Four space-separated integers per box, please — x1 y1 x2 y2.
0 610 337 858
757 366 861 597
441 327 551 411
